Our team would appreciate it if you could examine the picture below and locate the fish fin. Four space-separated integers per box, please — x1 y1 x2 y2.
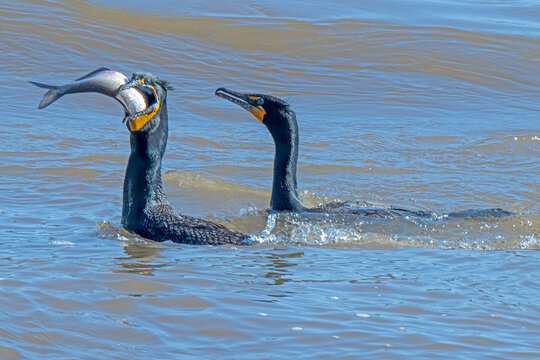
75 67 111 81
29 81 63 109
29 81 56 89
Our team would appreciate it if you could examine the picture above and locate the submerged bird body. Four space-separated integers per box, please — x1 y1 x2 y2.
32 70 247 245
215 88 513 219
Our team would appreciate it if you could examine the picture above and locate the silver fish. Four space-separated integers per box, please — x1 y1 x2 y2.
30 67 148 117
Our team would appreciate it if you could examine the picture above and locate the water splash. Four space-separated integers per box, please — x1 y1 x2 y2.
237 210 538 250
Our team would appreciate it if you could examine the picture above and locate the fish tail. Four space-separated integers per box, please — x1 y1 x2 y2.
29 81 64 109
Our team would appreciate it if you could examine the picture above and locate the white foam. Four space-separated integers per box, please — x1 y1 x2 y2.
49 241 75 246
356 313 370 318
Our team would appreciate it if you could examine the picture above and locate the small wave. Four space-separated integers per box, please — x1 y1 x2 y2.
513 135 540 142
304 140 331 148
298 164 418 175
163 171 268 197
176 136 229 149
96 220 147 243
49 241 75 246
413 135 461 143
519 234 540 250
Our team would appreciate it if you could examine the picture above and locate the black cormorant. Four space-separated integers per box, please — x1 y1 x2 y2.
33 70 248 245
215 88 512 219
117 74 249 244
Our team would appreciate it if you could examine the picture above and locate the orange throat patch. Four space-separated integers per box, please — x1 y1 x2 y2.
250 106 266 122
128 86 159 131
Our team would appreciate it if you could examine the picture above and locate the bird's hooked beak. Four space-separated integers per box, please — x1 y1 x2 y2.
117 78 160 131
215 87 266 122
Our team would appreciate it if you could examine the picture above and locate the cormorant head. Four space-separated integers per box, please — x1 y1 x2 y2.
215 87 297 144
118 72 172 132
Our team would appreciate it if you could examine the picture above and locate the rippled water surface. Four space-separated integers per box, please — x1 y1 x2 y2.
1 0 539 358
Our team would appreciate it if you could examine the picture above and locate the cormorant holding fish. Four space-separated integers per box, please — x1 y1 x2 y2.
215 87 512 219
32 69 248 245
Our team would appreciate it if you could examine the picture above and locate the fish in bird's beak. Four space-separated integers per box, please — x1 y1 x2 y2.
215 87 266 122
117 77 160 131
30 68 150 121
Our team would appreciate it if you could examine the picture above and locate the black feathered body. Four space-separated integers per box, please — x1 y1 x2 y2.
141 204 246 245
122 97 248 245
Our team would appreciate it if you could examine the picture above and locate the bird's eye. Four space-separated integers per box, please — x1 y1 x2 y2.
144 79 150 85
256 98 264 106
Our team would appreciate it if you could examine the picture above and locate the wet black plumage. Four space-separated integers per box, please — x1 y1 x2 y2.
140 204 247 245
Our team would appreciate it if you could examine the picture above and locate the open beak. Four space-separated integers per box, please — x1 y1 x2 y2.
117 79 160 131
215 87 266 122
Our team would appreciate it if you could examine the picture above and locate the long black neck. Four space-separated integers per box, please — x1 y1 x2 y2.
121 99 169 230
269 112 305 212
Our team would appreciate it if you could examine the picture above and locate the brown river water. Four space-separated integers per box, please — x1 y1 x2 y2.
1 0 539 358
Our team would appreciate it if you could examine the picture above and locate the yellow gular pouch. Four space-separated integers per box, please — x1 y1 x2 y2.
129 85 160 131
250 106 266 122
247 96 266 122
